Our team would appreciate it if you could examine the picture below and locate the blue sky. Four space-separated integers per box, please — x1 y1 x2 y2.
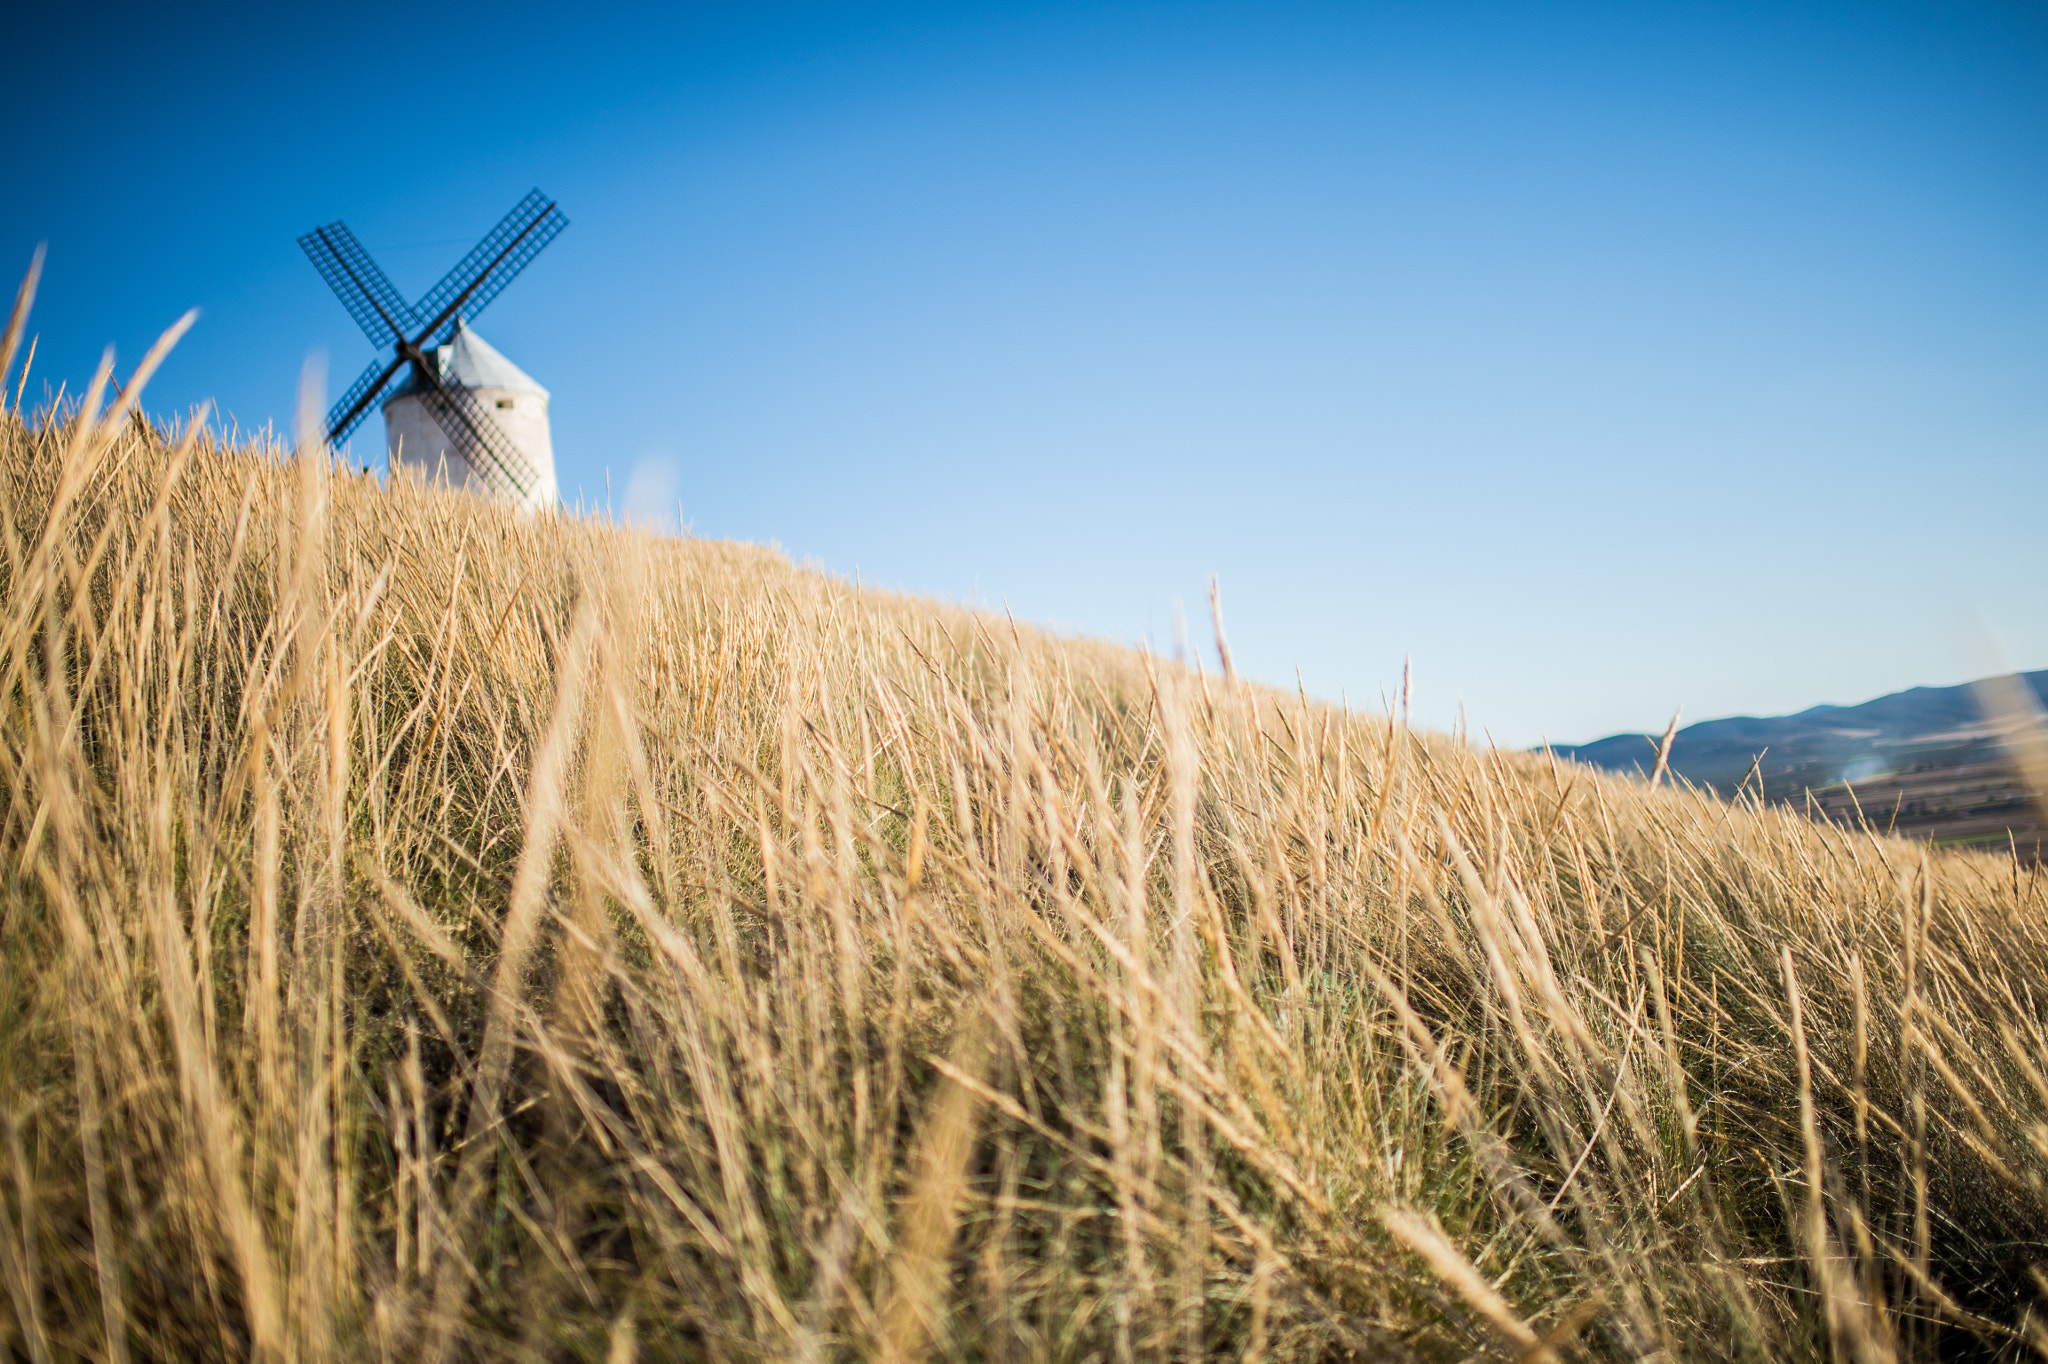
5 1 2044 746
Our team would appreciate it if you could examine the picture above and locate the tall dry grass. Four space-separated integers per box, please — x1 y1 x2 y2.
3 296 2048 1362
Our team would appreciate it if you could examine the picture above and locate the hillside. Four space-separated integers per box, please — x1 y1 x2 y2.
1553 674 2048 858
4 339 2048 1359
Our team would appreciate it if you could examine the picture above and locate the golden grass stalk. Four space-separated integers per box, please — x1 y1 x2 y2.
3 279 2047 1359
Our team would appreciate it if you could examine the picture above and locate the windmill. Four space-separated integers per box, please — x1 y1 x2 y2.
300 189 568 510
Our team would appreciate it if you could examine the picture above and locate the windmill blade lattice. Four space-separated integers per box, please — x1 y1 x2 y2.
326 356 406 447
297 221 418 349
410 190 568 350
410 363 541 501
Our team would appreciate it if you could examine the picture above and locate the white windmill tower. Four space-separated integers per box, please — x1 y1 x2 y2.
299 190 568 511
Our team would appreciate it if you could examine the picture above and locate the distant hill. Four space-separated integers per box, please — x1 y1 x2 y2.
1551 671 2048 857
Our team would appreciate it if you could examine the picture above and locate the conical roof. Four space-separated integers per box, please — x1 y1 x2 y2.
386 320 548 401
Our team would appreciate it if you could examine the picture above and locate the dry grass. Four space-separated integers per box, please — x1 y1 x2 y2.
4 301 2048 1362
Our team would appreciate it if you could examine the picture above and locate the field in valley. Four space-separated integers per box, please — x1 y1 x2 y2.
1554 679 2048 865
1806 754 2045 865
5 313 2048 1361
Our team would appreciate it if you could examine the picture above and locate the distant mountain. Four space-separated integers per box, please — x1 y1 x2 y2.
1550 673 2048 857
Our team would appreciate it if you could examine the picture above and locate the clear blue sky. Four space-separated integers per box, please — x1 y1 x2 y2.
5 1 2044 746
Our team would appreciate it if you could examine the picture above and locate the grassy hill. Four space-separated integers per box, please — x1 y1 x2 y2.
5 339 2048 1359
1553 677 2048 860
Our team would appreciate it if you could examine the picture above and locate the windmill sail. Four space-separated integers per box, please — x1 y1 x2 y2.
380 324 555 506
298 222 418 349
327 355 406 446
300 190 566 509
410 191 568 349
408 351 542 500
